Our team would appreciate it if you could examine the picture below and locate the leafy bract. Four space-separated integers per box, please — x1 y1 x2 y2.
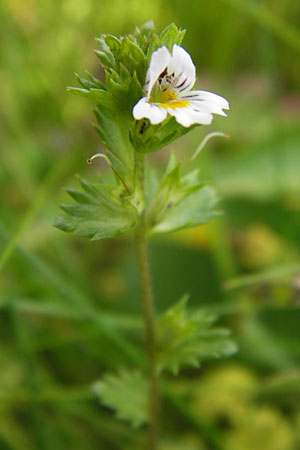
145 153 220 234
132 117 199 154
156 296 238 375
146 23 186 58
153 185 220 233
54 178 137 240
92 369 148 428
68 23 190 154
159 23 186 52
93 106 135 192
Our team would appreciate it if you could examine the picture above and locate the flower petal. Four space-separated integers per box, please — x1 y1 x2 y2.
183 90 229 110
168 107 213 127
133 97 150 119
146 46 171 97
168 44 196 93
133 97 167 125
188 99 227 117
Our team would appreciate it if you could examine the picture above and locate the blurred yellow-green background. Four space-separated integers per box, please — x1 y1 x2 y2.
1 1 300 449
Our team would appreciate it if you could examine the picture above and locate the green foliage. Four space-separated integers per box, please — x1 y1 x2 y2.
93 106 136 192
69 23 152 113
146 153 220 234
68 22 191 156
132 117 198 154
60 24 221 242
153 185 219 233
159 23 186 51
156 296 238 375
92 370 148 428
146 22 186 57
54 177 137 240
2 1 300 449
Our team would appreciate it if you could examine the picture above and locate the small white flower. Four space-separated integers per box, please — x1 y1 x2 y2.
133 45 229 128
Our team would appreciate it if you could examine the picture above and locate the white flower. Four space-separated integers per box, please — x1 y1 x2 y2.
133 45 229 128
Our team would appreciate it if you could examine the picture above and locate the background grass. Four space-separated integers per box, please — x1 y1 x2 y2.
1 0 300 449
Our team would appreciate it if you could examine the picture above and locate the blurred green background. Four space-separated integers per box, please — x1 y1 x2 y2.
1 0 300 449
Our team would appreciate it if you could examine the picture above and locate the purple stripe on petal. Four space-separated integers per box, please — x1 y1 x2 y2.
175 78 187 89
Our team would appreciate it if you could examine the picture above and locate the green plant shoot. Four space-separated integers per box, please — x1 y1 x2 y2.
55 21 237 450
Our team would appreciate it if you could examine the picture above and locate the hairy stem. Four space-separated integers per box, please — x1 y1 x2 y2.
134 152 160 450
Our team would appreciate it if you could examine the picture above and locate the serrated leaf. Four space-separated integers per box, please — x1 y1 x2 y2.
92 369 148 428
93 106 135 191
146 24 184 60
128 72 144 108
140 20 156 38
90 88 117 110
143 117 199 153
122 37 147 83
94 37 117 70
85 71 106 89
103 34 122 56
152 185 220 234
65 188 99 205
66 86 89 98
159 23 186 51
75 73 99 90
156 297 238 375
134 21 156 52
104 70 128 107
54 178 137 240
119 63 132 87
146 34 161 60
67 86 117 111
145 154 210 233
145 164 182 228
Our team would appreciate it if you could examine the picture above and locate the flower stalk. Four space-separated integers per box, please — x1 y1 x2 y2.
134 151 160 450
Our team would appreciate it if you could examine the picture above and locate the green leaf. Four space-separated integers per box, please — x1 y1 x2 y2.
92 369 148 428
143 117 199 153
159 23 186 51
128 71 144 108
103 34 122 56
75 73 99 90
145 163 183 228
88 89 117 111
122 37 147 79
93 106 135 191
145 23 186 60
146 34 161 60
153 185 220 234
54 178 137 240
94 37 117 70
156 296 238 375
67 86 117 111
140 20 156 39
134 21 156 52
85 70 106 89
145 153 219 233
102 34 146 82
104 70 128 107
119 63 132 87
66 86 89 98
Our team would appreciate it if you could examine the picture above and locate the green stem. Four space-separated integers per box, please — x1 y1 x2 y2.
134 152 160 450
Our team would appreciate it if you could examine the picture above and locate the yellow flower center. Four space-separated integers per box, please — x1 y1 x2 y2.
159 90 177 102
159 99 190 109
150 89 189 109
